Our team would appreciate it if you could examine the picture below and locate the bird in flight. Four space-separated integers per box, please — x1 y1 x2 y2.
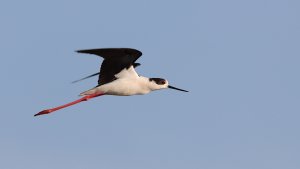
35 48 188 116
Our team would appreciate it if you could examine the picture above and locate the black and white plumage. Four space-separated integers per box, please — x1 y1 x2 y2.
77 48 142 85
35 48 188 116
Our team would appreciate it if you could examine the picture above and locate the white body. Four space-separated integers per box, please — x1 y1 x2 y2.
80 66 168 96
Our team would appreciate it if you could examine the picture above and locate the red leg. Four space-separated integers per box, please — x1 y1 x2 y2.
34 93 104 116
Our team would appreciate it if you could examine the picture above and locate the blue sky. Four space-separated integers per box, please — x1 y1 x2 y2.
1 0 300 169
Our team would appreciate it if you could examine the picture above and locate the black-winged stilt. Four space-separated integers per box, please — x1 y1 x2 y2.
35 48 188 116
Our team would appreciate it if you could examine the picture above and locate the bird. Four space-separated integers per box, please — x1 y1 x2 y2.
35 48 188 116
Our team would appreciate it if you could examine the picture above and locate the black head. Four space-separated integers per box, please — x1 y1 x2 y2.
149 78 167 85
149 78 188 92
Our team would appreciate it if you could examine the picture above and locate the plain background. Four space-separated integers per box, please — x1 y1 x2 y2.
1 0 299 169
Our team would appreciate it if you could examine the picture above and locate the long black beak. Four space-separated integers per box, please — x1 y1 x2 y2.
168 85 189 92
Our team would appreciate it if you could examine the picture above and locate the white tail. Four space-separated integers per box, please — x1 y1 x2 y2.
80 88 99 96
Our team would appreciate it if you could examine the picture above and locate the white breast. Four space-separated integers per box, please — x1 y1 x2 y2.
98 77 151 96
80 66 153 96
80 76 151 96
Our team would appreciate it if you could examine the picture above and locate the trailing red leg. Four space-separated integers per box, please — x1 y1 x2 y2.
34 93 104 116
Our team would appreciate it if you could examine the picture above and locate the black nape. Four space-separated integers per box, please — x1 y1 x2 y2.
149 78 166 85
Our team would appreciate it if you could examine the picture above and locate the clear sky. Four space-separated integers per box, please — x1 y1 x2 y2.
1 0 299 169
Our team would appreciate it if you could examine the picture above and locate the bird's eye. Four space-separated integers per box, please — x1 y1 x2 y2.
160 80 166 85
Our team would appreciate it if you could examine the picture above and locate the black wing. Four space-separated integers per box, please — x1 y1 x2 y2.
76 48 142 85
71 63 141 83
